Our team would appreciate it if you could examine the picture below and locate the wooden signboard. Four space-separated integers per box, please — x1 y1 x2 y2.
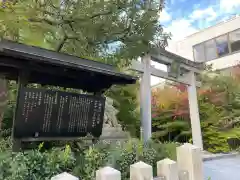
13 87 105 139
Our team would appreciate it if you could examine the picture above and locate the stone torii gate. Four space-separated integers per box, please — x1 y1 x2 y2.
131 49 204 149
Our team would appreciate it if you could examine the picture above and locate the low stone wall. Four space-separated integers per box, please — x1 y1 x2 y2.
51 143 204 180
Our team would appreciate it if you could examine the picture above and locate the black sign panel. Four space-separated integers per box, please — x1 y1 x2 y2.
14 87 105 139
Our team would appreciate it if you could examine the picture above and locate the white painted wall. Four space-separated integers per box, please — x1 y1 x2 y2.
168 16 240 70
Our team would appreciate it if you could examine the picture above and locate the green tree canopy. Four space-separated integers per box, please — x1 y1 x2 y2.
0 0 170 66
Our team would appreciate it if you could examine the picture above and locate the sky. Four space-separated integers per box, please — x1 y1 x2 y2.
150 0 240 86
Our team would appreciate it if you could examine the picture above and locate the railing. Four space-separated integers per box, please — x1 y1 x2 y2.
51 143 204 180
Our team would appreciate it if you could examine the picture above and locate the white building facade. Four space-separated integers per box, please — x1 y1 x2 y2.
168 16 240 71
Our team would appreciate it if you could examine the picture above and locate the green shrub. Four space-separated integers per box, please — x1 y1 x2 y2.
72 139 179 180
202 127 240 153
0 136 12 152
0 138 178 180
0 144 76 180
72 139 158 180
203 128 230 153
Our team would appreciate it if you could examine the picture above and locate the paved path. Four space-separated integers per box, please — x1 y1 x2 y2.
204 155 240 180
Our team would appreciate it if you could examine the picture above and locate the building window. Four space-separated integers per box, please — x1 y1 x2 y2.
205 39 217 61
216 34 229 57
193 44 205 62
229 29 240 53
193 28 240 62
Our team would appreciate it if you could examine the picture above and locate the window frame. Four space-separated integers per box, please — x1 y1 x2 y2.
215 34 230 57
204 38 218 61
229 28 240 53
193 43 206 62
193 28 240 62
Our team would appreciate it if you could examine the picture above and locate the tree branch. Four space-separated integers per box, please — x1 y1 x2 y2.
28 17 60 26
63 5 125 24
56 34 68 52
29 9 115 27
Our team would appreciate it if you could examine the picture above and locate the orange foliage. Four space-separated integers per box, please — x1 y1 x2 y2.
152 82 227 120
152 86 183 109
152 84 189 119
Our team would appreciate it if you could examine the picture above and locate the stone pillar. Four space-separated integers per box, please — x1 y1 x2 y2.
157 158 179 180
96 166 121 180
187 71 203 149
140 54 152 143
177 143 203 180
51 172 79 180
130 161 153 180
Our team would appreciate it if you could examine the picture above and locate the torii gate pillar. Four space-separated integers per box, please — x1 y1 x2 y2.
140 54 152 143
187 71 203 149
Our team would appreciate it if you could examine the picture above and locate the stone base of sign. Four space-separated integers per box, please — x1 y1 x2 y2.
100 125 130 139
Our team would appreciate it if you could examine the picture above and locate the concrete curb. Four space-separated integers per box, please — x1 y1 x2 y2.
203 152 239 162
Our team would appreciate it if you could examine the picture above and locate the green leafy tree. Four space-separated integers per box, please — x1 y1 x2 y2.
0 0 170 65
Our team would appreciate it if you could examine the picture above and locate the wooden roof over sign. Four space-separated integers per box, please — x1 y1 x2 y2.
0 40 137 92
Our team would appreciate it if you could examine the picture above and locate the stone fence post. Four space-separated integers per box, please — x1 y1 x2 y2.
130 161 153 180
177 143 203 180
51 172 79 180
96 166 121 180
157 158 179 180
